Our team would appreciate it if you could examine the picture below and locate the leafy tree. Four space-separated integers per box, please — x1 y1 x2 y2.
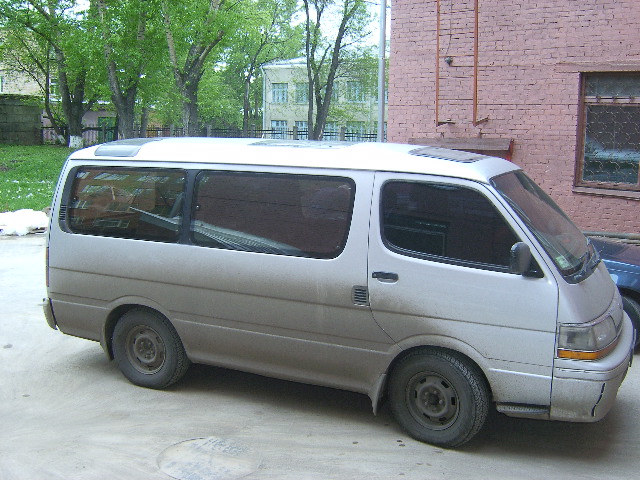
0 27 66 138
160 0 240 136
93 0 163 139
319 46 379 128
0 0 102 147
222 0 302 134
302 0 372 140
197 65 244 129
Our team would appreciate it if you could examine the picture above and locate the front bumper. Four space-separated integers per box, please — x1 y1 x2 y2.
550 315 634 422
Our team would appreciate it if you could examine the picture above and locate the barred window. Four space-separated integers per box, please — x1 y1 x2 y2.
577 73 640 190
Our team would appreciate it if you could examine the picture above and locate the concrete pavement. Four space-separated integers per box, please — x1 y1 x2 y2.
1 234 639 480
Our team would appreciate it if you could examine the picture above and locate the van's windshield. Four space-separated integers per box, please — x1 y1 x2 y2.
491 171 599 282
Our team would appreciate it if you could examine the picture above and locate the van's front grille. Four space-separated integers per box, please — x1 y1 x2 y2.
352 286 369 306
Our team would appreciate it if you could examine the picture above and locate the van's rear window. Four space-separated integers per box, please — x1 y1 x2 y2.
65 167 186 242
191 172 355 259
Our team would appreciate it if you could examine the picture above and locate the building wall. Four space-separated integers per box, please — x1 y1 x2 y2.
262 60 311 130
0 68 41 96
262 59 387 135
389 0 640 233
0 95 42 145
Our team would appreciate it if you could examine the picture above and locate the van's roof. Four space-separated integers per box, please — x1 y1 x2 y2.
69 137 520 184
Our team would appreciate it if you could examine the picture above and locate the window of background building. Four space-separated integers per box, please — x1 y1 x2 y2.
323 122 339 141
272 83 288 103
295 121 308 139
49 78 60 98
577 73 640 191
346 81 366 103
295 83 308 104
374 122 388 141
374 86 388 104
320 84 339 102
346 121 366 140
271 120 288 139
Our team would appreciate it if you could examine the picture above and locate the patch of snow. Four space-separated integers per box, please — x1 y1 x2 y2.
0 209 49 236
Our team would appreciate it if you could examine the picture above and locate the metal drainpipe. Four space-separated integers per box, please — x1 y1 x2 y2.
377 0 387 142
261 66 267 132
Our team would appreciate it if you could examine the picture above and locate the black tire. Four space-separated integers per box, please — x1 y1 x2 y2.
112 309 190 389
621 295 640 349
388 349 489 448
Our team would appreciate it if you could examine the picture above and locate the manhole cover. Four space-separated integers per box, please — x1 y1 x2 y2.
158 437 260 480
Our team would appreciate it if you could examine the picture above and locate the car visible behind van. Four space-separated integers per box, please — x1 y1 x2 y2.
590 237 640 348
44 138 634 447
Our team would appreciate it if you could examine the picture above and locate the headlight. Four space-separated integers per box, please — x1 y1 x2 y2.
557 315 619 360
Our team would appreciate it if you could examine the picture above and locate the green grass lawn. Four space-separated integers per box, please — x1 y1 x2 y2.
0 144 73 212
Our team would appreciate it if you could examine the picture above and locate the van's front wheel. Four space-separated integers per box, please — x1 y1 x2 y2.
112 309 189 389
388 349 489 448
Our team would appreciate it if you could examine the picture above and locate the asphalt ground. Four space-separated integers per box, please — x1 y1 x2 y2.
1 234 639 480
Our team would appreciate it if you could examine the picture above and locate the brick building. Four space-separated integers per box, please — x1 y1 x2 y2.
388 0 640 234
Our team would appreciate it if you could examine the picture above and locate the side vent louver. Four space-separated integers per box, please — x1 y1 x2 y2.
352 286 369 306
59 205 67 222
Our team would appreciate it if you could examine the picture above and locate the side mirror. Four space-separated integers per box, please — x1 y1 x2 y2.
510 242 532 275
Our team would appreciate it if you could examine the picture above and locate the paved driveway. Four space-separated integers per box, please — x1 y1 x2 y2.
1 235 638 480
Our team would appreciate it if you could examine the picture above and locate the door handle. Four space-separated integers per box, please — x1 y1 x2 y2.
372 271 399 282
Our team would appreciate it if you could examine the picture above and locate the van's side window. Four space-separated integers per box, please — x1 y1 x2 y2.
66 167 186 242
191 172 355 259
381 181 518 269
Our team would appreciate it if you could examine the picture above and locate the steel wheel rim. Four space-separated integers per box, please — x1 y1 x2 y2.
125 325 166 375
406 372 459 430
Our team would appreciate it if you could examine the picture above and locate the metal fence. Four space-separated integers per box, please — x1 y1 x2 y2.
42 125 383 146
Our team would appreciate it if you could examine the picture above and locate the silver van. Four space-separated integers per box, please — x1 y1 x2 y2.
44 138 634 447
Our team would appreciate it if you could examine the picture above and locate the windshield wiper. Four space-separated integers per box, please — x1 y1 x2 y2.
573 239 599 282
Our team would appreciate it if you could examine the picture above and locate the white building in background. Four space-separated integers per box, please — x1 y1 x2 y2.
0 65 41 96
261 57 387 140
0 60 116 145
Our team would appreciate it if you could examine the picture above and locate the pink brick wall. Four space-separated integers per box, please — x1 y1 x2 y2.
389 0 640 234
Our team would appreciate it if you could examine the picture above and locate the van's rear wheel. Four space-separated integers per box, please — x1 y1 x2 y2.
113 309 189 389
388 349 489 448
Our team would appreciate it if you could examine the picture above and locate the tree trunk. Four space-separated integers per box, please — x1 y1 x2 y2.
140 107 150 137
54 48 86 148
162 1 224 138
96 0 145 140
303 1 316 139
182 81 201 136
116 88 137 139
304 0 361 141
